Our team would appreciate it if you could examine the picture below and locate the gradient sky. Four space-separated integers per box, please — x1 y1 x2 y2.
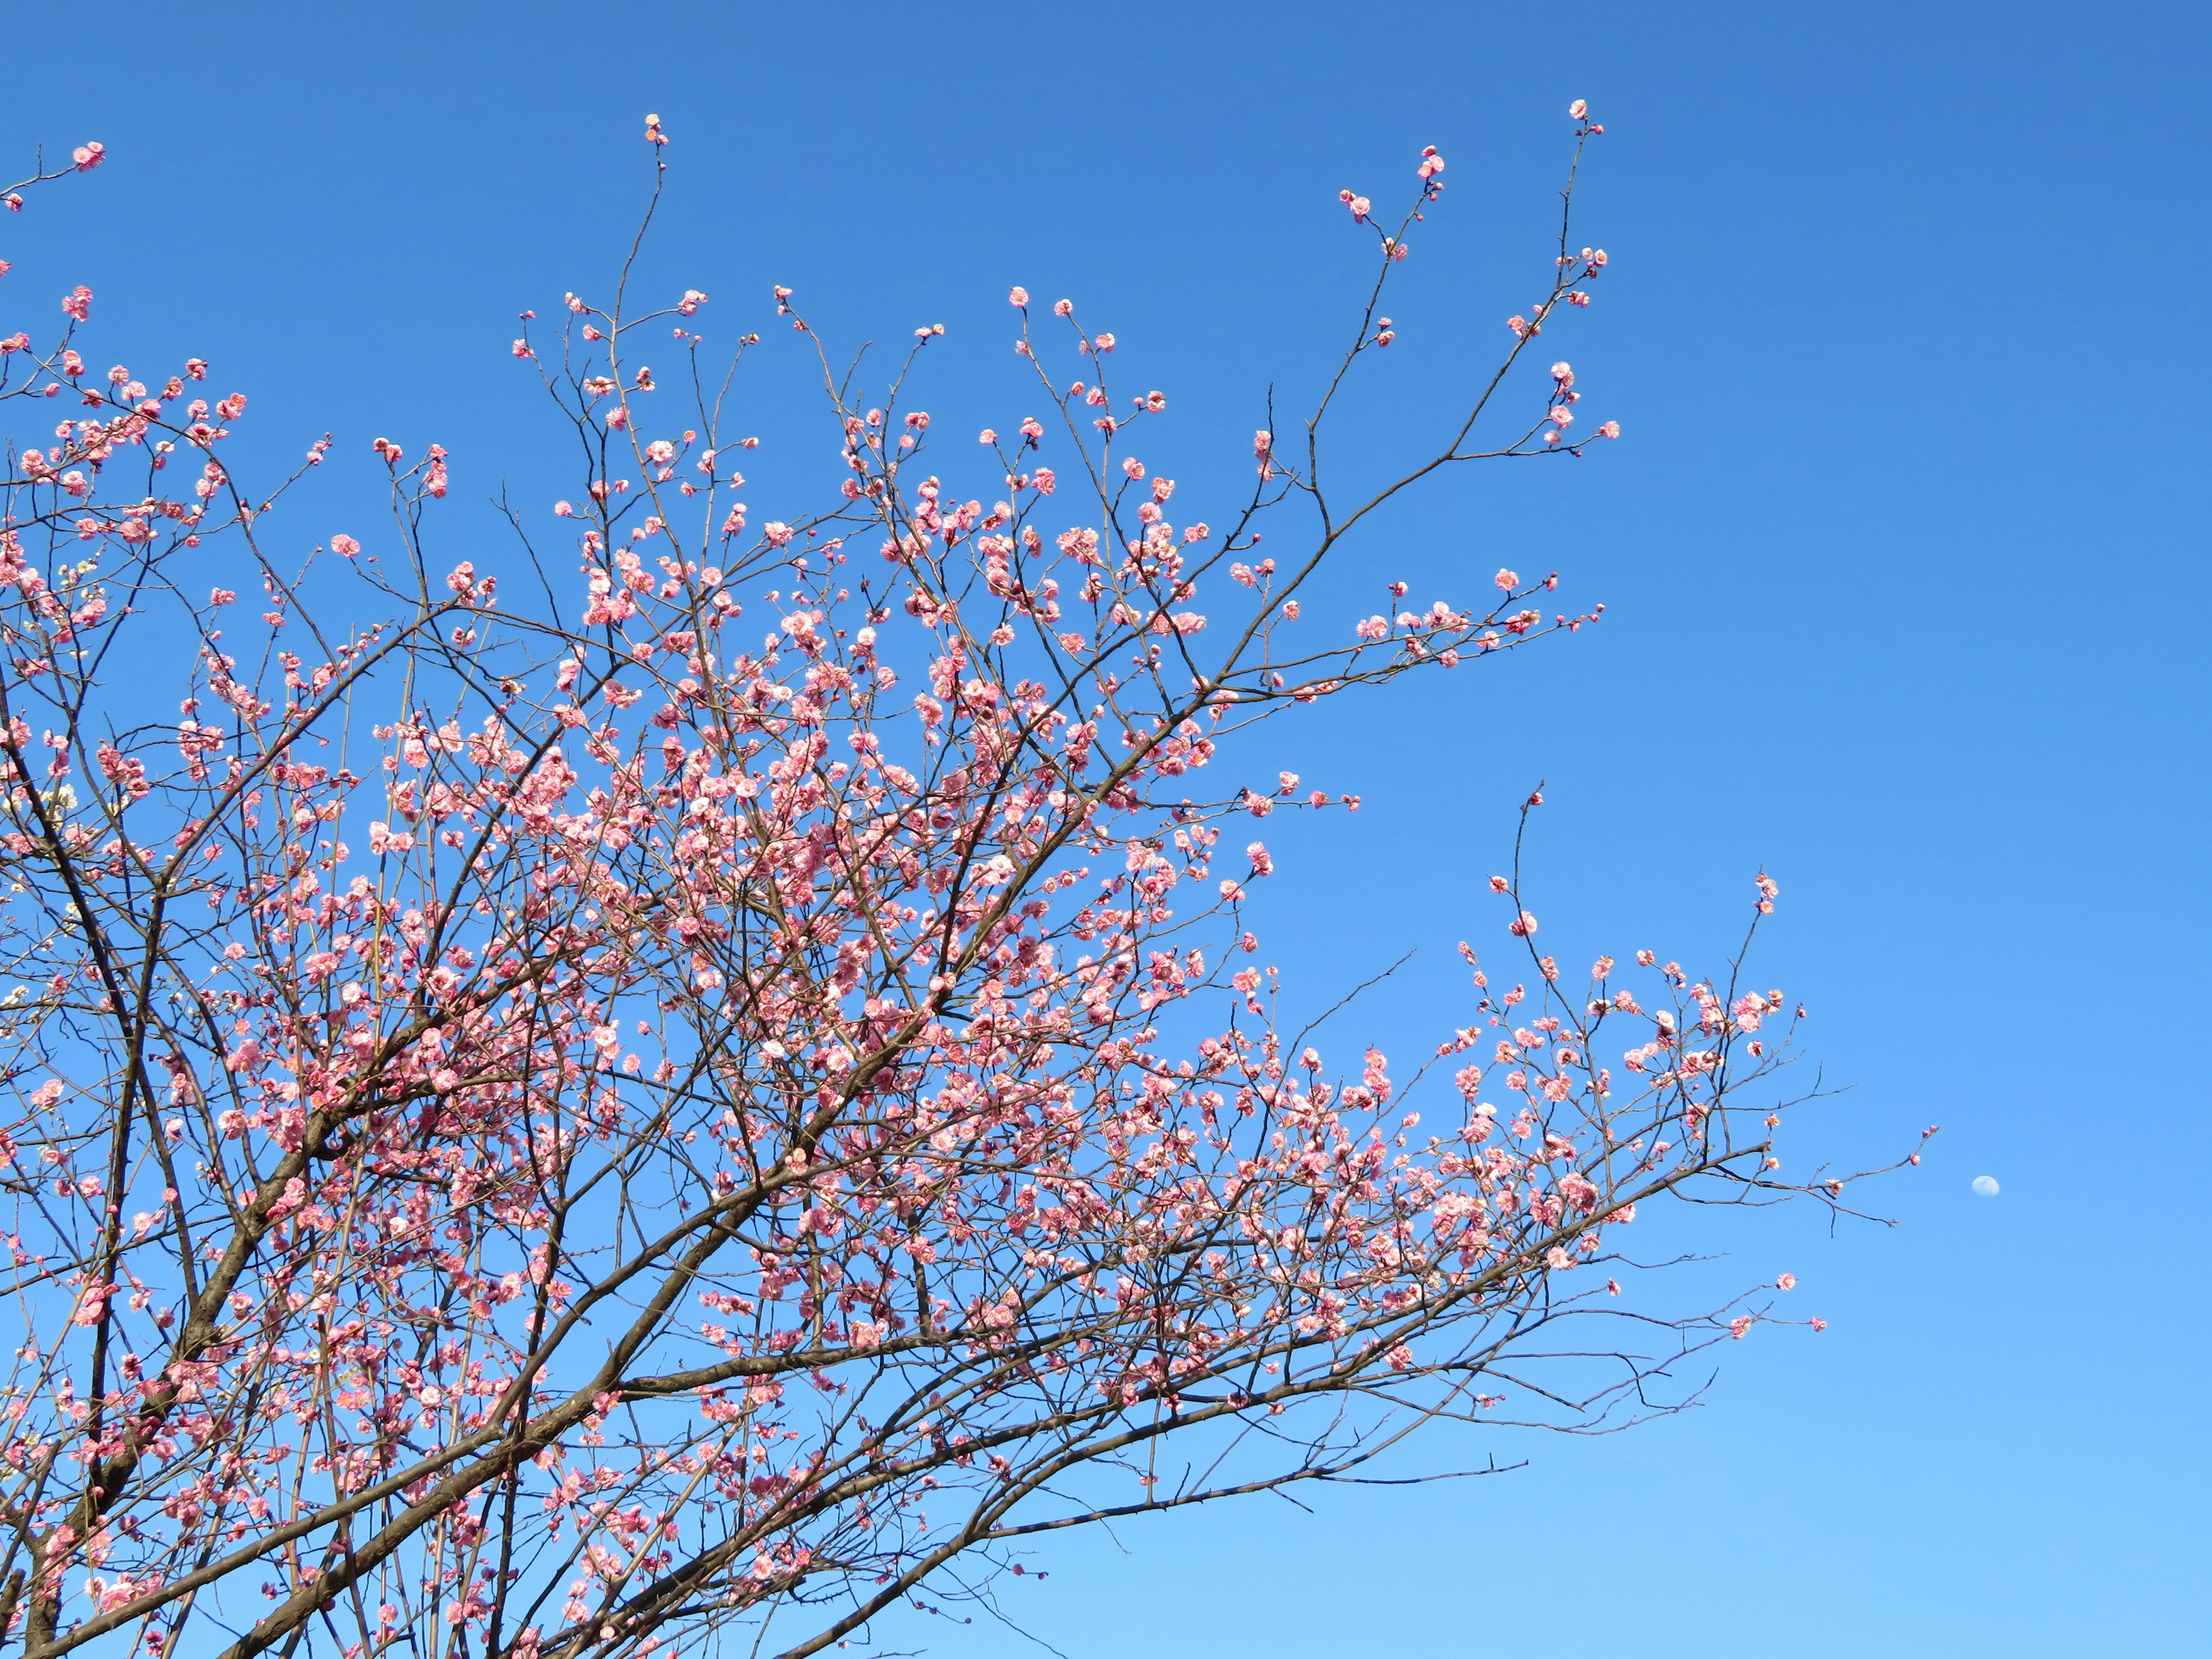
7 2 2207 1653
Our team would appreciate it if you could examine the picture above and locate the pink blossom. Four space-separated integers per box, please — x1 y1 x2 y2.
0 115 1834 1659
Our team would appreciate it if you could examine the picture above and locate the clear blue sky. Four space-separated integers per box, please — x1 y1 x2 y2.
8 2 2207 1653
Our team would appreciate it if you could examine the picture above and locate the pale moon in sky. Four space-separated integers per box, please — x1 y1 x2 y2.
1971 1175 2000 1198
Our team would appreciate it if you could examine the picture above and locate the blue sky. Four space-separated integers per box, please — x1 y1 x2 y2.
7 1 2207 1653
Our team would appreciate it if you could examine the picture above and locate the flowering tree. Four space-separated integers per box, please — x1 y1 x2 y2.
0 106 1900 1659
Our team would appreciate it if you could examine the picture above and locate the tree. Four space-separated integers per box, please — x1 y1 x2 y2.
0 104 1899 1659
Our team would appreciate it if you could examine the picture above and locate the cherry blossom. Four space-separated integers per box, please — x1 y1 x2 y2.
0 115 1904 1659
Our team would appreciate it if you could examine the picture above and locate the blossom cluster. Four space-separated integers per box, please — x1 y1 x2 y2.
0 112 1857 1659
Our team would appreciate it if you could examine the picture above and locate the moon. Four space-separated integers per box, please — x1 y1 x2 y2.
1971 1175 1999 1198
